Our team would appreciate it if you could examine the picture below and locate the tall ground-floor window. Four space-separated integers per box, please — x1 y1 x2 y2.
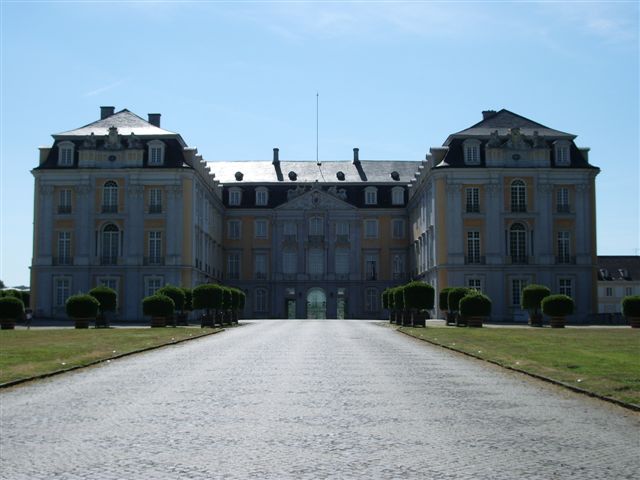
365 287 379 312
145 277 163 297
558 278 573 298
511 279 528 306
54 277 71 306
255 288 268 312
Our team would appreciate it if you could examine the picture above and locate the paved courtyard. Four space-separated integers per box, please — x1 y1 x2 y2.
1 320 638 479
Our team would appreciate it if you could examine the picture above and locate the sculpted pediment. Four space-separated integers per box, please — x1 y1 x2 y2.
276 186 356 211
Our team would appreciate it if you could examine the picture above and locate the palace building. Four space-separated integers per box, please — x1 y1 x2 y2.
31 107 599 321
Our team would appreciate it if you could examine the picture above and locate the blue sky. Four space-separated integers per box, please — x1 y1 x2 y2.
1 1 638 286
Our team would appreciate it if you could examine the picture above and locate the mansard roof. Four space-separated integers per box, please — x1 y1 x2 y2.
597 256 640 281
54 109 181 139
208 160 420 184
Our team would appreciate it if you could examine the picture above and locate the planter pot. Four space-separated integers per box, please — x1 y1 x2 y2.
1 318 16 330
455 313 467 327
550 316 566 329
232 311 238 324
412 311 426 328
176 313 188 326
467 316 485 328
150 316 167 328
626 316 640 328
401 312 412 327
201 313 214 328
444 312 456 326
528 313 543 327
73 317 92 329
95 313 109 329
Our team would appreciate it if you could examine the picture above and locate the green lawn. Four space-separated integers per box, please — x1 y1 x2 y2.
398 326 640 406
0 328 221 385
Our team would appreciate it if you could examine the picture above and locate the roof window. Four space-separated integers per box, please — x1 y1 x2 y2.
288 171 297 181
235 172 244 181
336 171 345 181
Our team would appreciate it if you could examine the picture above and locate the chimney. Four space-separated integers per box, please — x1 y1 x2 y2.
353 147 360 165
482 110 497 120
100 106 115 119
148 113 161 127
272 147 280 165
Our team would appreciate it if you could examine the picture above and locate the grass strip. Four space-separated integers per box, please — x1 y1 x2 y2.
398 326 640 408
0 328 222 386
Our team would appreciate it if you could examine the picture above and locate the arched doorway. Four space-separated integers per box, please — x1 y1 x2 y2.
306 288 326 319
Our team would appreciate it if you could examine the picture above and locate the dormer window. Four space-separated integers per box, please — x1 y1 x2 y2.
364 186 378 205
255 187 268 206
58 141 75 166
147 140 165 166
463 139 481 165
392 187 404 205
229 187 242 206
554 141 571 166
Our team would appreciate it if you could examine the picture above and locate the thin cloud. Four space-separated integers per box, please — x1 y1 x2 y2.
83 79 126 97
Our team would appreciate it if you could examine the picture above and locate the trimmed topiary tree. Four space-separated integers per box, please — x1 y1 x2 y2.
621 295 640 328
460 293 492 327
403 281 435 327
393 285 409 326
142 294 175 328
448 287 473 327
193 284 222 328
521 284 550 327
228 287 243 324
541 294 574 328
157 285 186 328
179 287 193 325
221 287 233 325
439 287 455 325
382 289 392 323
66 294 100 329
89 286 117 328
0 295 24 330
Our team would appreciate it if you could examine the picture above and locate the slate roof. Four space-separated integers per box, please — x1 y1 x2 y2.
208 160 421 184
597 256 640 281
446 109 575 143
54 109 180 139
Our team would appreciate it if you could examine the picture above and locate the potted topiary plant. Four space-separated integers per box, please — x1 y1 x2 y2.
403 281 434 327
541 294 574 328
89 286 117 328
393 285 411 326
178 287 193 326
193 284 222 328
621 295 640 328
66 294 100 329
236 288 246 324
157 285 186 328
221 287 233 325
0 295 24 329
447 287 472 327
521 284 550 327
382 289 391 323
460 292 492 327
439 287 455 325
142 294 175 328
387 287 397 324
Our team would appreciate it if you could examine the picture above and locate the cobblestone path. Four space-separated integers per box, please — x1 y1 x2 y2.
1 320 638 479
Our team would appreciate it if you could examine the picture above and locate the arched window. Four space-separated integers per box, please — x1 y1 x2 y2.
509 223 527 264
101 223 119 265
102 181 118 213
255 187 268 206
364 186 378 205
391 186 404 205
510 180 526 212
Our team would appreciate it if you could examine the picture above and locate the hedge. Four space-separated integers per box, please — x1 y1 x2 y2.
142 294 175 317
157 285 186 312
447 287 472 312
193 284 223 310
541 294 574 317
439 287 454 311
403 281 435 311
621 295 640 317
0 296 25 319
66 294 100 318
521 284 550 313
460 293 492 317
89 286 117 312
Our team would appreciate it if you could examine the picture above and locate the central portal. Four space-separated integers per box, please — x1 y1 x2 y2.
306 288 326 319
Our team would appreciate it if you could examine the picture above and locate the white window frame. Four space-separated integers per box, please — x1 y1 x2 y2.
556 187 570 212
227 220 241 240
255 187 268 206
149 188 162 212
229 188 242 206
254 253 268 279
364 187 378 205
392 254 405 279
392 219 405 239
510 180 527 212
145 276 163 297
365 287 379 312
54 276 72 307
509 223 527 262
255 288 268 312
103 181 118 208
467 278 483 292
58 141 75 167
391 187 404 206
309 217 324 236
335 249 350 275
365 253 378 280
101 223 120 262
554 141 571 166
465 187 480 213
558 277 573 298
148 231 162 262
463 139 481 165
336 221 349 240
467 231 481 263
605 287 613 297
308 249 324 275
511 278 528 306
57 231 71 264
557 231 570 259
283 250 297 274
97 277 119 292
59 188 72 213
227 253 240 280
254 219 268 239
147 140 165 166
364 219 378 239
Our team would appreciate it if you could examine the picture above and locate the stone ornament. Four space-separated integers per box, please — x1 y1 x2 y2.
104 126 122 150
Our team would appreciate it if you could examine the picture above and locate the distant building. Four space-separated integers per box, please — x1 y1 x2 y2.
597 256 640 314
31 107 600 321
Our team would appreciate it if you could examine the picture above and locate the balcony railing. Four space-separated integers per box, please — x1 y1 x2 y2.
556 204 571 214
465 204 480 213
52 256 73 266
283 234 297 243
255 272 267 280
555 255 576 265
465 255 486 265
335 273 349 280
148 204 162 214
101 204 118 214
308 235 324 243
57 205 72 214
100 255 118 265
144 256 165 266
392 272 406 280
511 204 527 213
365 273 377 281
510 255 529 265
336 234 350 243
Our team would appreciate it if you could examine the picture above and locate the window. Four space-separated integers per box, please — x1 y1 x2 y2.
229 188 242 206
58 189 72 214
54 277 71 306
255 187 268 206
308 249 324 275
255 219 268 239
58 142 74 166
102 181 118 213
101 224 119 265
365 288 379 312
364 219 378 239
509 223 527 264
365 253 378 280
392 187 404 205
463 140 481 165
557 231 571 263
147 141 165 165
605 287 613 297
625 287 633 296
465 187 480 213
309 217 324 236
468 278 482 292
227 220 241 240
98 277 118 291
364 187 378 205
254 253 267 280
283 250 297 274
149 188 162 213
255 288 268 312
466 231 481 264
148 231 162 264
57 231 71 265
510 180 526 212
335 249 350 275
392 254 405 279
559 278 573 297
227 253 240 280
556 188 569 213
284 222 297 240
336 221 349 241
392 219 405 239
145 277 163 297
511 279 528 306
555 142 571 166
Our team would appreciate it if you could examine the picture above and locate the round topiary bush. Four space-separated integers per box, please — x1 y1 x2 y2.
439 287 454 312
381 289 390 310
89 286 118 312
142 294 175 318
521 284 550 327
66 294 100 318
460 293 492 327
182 288 193 312
541 294 574 317
157 285 185 312
403 281 435 311
393 286 406 311
193 284 223 311
447 287 472 313
0 296 25 329
621 295 640 317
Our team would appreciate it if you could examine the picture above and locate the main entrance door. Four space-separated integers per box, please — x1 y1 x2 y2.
306 288 326 319
286 299 296 319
